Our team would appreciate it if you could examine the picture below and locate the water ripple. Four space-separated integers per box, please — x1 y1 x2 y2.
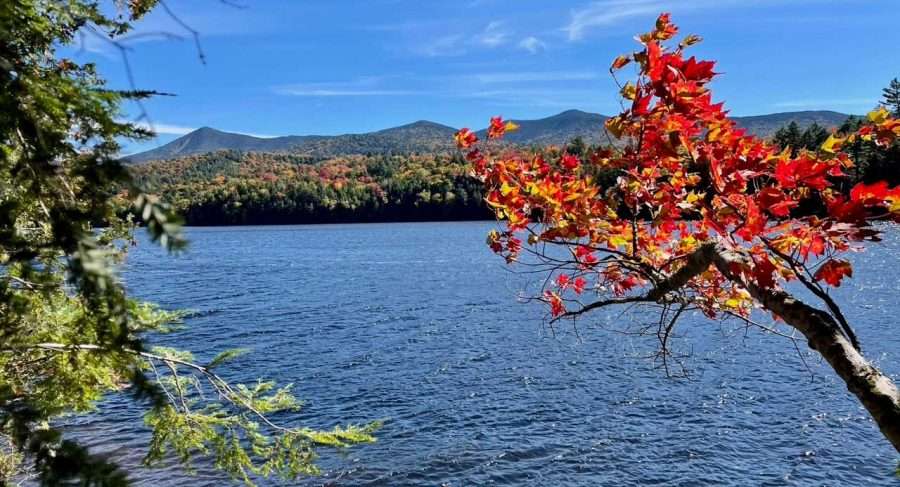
67 222 900 486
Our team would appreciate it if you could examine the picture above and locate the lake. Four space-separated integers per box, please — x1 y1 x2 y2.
69 221 900 486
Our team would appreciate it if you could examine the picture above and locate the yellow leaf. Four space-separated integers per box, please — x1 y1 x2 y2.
777 146 791 161
610 55 631 70
820 134 842 154
500 182 514 196
679 34 702 47
868 106 889 124
504 121 520 133
620 82 637 100
606 116 626 139
887 195 900 213
609 235 629 248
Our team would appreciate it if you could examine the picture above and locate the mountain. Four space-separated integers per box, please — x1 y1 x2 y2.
126 127 315 163
126 110 854 163
732 110 851 139
476 109 610 146
126 121 457 163
286 121 458 158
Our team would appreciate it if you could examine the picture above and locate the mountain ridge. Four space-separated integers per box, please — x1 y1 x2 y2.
126 109 853 163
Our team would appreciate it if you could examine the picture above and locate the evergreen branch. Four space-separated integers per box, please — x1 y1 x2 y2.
7 343 302 436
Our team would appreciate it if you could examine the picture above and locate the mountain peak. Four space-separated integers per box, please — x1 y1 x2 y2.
555 109 592 116
378 120 456 132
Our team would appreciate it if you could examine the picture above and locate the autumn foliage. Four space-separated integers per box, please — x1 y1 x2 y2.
457 13 900 322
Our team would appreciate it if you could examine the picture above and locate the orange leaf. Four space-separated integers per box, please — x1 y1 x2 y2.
454 128 477 148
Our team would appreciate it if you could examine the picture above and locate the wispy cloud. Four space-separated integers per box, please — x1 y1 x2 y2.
415 34 466 57
477 21 510 48
274 76 428 97
405 20 513 57
275 88 422 96
127 121 276 138
518 36 547 54
274 71 602 99
130 121 197 136
563 0 816 41
564 0 663 41
241 132 278 139
462 88 609 109
363 20 445 33
470 70 598 83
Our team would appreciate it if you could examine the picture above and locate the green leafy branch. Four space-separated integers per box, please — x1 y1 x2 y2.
2 342 379 485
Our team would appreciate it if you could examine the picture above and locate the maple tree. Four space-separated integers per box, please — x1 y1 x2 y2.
458 14 900 452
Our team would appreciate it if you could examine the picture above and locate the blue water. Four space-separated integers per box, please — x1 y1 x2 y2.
72 222 899 485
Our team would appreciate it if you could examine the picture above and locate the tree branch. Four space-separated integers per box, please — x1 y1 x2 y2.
645 242 718 301
762 238 861 351
551 296 650 323
4 343 304 436
544 239 900 451
710 245 900 452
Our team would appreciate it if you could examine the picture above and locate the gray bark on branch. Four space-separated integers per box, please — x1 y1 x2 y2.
708 245 900 453
646 242 900 451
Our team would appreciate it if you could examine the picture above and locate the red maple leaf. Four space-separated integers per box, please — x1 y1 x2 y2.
813 259 853 287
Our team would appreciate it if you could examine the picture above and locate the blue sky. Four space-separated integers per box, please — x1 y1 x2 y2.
70 0 899 153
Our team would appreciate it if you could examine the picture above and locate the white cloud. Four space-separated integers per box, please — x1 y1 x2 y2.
126 121 276 138
407 20 510 58
471 71 598 83
518 36 547 54
274 88 421 96
273 76 427 97
362 20 445 33
477 21 510 48
416 34 466 57
274 71 602 100
462 88 608 109
564 0 663 41
563 0 817 41
130 121 197 136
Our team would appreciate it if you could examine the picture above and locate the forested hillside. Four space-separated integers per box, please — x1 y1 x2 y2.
131 151 490 225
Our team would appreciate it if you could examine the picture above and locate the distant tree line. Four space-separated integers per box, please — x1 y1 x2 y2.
772 118 899 187
130 151 491 225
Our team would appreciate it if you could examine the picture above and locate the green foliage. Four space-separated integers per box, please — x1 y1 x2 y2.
772 121 829 157
771 115 899 188
883 77 900 117
0 1 374 485
208 348 249 370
